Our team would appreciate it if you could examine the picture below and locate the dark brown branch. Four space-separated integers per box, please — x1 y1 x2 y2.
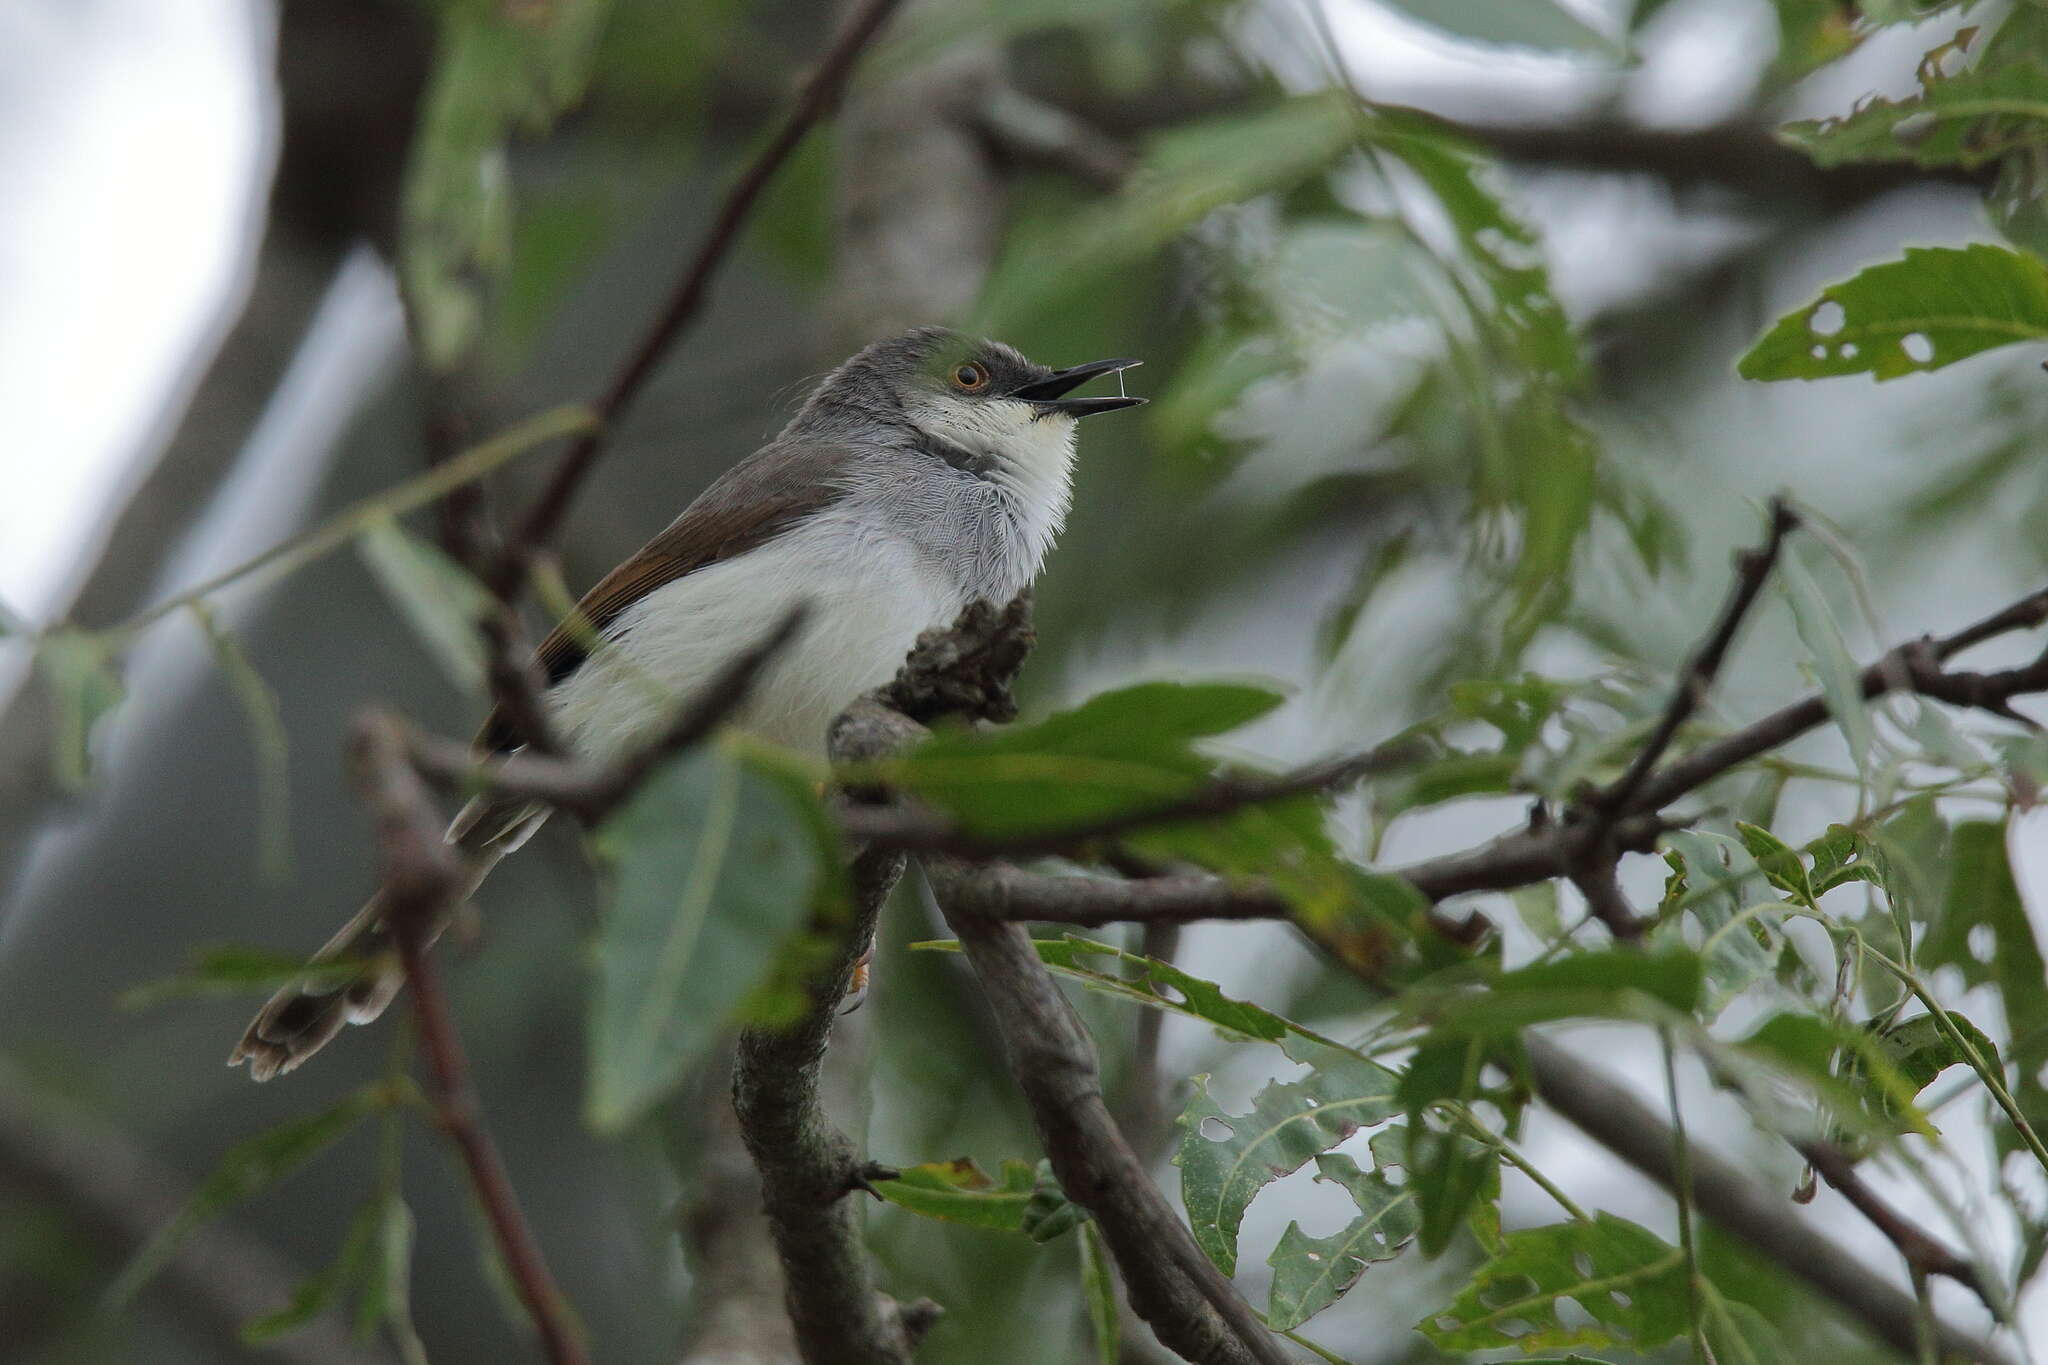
935 900 1286 1365
1798 1139 1994 1312
497 0 908 586
1524 1037 2017 1365
1596 497 1798 816
349 715 588 1365
1629 584 2048 814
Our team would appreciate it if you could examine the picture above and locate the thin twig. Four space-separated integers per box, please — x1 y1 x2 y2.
1798 1139 1994 1311
496 0 909 589
1597 498 1798 816
350 715 588 1365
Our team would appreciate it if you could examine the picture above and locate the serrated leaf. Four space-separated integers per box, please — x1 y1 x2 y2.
1024 936 1295 1044
1732 1012 1933 1138
1780 548 1876 774
1738 244 2048 382
1657 831 1780 1017
111 1087 390 1305
1781 60 2048 170
1265 1149 1419 1329
585 742 819 1132
355 514 494 695
1176 1036 1401 1275
881 681 1285 837
875 1158 1037 1233
36 628 125 791
1377 0 1622 56
1079 1222 1119 1364
1417 1214 1690 1353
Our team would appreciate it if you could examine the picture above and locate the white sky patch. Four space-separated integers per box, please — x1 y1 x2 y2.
0 0 265 625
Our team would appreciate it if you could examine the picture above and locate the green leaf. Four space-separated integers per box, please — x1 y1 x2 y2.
1735 821 1815 906
190 603 292 882
1371 111 1583 384
1417 1214 1690 1353
585 741 820 1132
240 1196 382 1343
402 0 612 372
1176 1036 1402 1275
1922 819 2048 1157
1376 0 1622 56
355 513 495 695
1024 936 1295 1044
1656 833 1781 1017
1410 949 1704 1036
875 1158 1038 1233
1266 1148 1420 1330
1079 1223 1119 1364
1021 1158 1090 1243
111 1087 390 1305
977 95 1360 332
881 681 1285 837
120 944 363 1011
1780 60 2048 170
1845 1010 2001 1119
35 628 125 791
1738 243 2048 382
360 1194 424 1354
1780 547 1877 774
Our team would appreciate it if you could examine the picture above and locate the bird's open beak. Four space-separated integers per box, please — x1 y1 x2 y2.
1011 358 1145 416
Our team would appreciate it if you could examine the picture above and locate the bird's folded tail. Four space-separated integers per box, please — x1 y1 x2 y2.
229 797 546 1081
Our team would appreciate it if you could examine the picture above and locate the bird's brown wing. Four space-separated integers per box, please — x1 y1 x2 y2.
475 439 856 752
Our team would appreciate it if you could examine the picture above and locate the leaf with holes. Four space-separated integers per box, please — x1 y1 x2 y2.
1782 59 2048 171
1418 1214 1690 1353
585 742 820 1132
1176 1036 1402 1275
1739 244 2048 382
1265 1140 1420 1330
1656 832 1781 1017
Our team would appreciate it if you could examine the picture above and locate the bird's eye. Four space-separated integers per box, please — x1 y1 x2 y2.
951 362 990 391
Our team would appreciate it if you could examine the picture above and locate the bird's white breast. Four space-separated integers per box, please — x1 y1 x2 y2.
545 512 959 762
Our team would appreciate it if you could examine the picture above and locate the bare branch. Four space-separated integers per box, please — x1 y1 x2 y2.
349 714 589 1365
498 0 910 585
1798 1139 1995 1312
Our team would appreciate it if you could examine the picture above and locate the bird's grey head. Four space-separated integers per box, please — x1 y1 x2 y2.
784 327 1144 479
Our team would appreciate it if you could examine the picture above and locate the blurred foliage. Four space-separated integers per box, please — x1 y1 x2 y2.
15 0 2048 1362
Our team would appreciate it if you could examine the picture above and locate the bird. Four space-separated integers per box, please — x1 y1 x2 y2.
229 326 1144 1080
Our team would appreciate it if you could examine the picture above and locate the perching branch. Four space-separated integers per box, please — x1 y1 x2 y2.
348 714 588 1365
497 0 910 586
